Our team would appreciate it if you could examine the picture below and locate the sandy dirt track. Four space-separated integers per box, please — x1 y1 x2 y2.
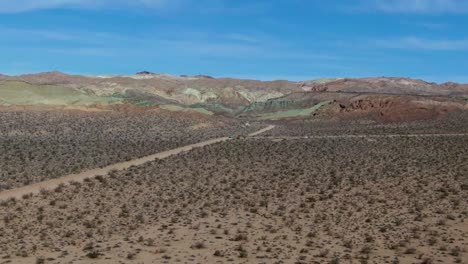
253 133 468 140
0 125 275 200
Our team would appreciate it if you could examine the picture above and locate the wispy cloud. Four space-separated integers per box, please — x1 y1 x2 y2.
0 0 269 14
359 0 468 14
0 25 350 62
224 33 261 44
0 0 172 13
197 1 272 15
417 22 449 30
375 37 468 50
0 26 85 41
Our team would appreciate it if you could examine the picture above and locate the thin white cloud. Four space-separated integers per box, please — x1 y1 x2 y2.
417 22 449 30
0 27 79 41
0 0 171 13
0 25 349 62
225 33 261 44
362 0 468 14
375 37 468 50
0 0 263 14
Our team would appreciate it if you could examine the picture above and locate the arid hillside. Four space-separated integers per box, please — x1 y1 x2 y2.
1 72 467 121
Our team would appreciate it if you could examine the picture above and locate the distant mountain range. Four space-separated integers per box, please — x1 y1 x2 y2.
1 71 467 121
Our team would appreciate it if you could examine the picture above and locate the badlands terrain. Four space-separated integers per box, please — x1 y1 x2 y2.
0 72 467 264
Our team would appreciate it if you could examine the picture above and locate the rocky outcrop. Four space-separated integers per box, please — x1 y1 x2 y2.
300 77 468 96
136 71 155 75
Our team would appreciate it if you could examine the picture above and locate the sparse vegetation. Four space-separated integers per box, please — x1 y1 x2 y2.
0 109 260 190
0 109 467 263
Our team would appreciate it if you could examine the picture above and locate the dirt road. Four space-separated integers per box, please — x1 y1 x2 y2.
247 125 275 136
253 133 468 140
0 125 275 200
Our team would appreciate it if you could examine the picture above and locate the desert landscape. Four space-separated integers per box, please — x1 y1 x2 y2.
0 72 466 264
0 107 261 191
3 1 468 263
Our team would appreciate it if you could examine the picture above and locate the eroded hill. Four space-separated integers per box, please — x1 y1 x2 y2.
1 72 467 122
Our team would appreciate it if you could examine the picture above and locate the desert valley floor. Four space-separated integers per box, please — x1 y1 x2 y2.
0 108 467 264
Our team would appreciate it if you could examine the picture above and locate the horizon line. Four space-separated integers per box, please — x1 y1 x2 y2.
2 70 465 85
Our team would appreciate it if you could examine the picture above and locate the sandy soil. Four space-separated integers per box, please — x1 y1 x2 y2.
1 134 466 264
1 123 467 264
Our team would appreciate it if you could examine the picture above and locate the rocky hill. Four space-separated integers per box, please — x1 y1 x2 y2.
1 72 467 121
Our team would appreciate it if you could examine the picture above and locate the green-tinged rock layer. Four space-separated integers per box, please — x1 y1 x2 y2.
0 81 122 106
159 104 214 115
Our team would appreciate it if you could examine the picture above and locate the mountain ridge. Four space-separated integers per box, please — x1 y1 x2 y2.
1 72 467 121
3 71 468 84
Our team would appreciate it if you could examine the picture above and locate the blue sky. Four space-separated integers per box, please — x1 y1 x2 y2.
0 0 467 83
